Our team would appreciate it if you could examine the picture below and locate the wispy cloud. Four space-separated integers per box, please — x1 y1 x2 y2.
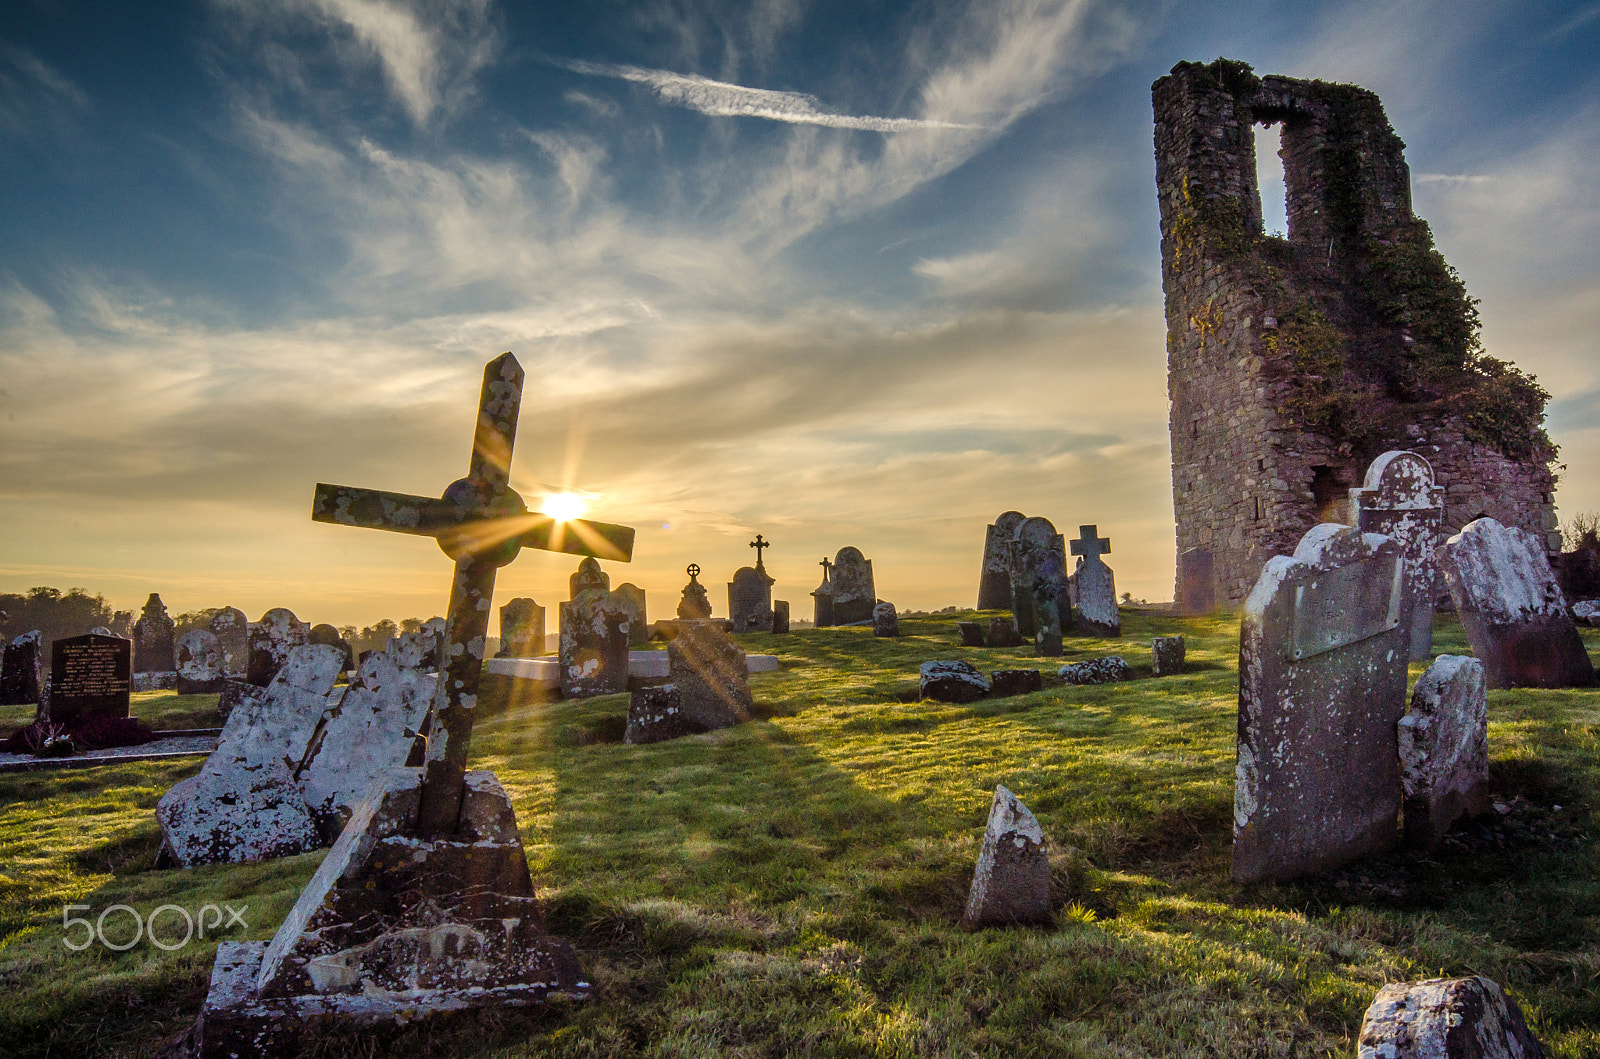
553 58 984 131
0 41 90 136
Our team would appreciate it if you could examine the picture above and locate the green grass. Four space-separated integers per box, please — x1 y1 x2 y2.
2 689 224 737
1 610 1596 1058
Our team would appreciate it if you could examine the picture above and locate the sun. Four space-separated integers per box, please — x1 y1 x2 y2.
538 492 590 521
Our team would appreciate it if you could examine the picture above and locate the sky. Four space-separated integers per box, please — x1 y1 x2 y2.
2 0 1598 632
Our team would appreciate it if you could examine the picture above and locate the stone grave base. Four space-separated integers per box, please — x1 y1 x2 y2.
649 618 733 640
132 671 178 692
194 768 587 1058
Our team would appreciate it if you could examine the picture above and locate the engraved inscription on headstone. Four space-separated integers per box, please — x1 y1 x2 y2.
1288 553 1403 660
48 633 131 726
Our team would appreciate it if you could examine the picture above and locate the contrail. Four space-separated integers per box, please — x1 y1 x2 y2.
554 58 982 132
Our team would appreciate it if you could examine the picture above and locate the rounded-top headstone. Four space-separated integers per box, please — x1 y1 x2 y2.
570 556 610 598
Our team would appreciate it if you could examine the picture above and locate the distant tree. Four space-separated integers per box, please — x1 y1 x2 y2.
399 618 424 635
0 587 118 666
173 608 223 638
1564 511 1600 553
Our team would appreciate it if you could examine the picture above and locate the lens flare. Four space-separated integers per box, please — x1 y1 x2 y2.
539 492 590 521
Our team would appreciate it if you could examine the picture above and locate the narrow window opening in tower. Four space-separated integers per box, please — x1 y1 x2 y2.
1310 465 1351 523
1255 122 1288 239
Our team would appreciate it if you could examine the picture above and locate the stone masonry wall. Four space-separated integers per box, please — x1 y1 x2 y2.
1155 60 1558 607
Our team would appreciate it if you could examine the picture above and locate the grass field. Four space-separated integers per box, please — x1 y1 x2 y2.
1 609 1596 1058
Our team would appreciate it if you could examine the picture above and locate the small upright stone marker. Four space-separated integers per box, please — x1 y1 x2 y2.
963 785 1051 927
957 621 986 647
1350 450 1445 660
1233 524 1411 883
209 607 250 677
1435 517 1595 689
1358 976 1546 1059
977 510 1026 610
307 624 354 673
497 598 546 657
133 592 177 675
1398 655 1489 850
1070 525 1121 637
829 547 876 625
872 601 899 637
772 600 790 634
1151 635 1185 676
677 564 713 620
0 630 42 707
176 629 227 694
667 623 753 731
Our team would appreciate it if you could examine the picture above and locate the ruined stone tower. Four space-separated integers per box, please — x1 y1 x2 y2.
1154 59 1559 608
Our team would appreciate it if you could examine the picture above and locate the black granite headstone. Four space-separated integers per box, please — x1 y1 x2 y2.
48 633 131 725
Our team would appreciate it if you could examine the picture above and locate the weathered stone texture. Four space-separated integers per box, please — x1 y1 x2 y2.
1156 61 1559 610
177 628 227 694
1152 635 1186 676
209 607 250 677
1398 655 1489 850
829 547 876 625
1232 524 1411 883
666 623 753 731
248 608 308 686
133 593 177 674
920 660 990 703
1351 450 1445 660
963 785 1051 927
1060 657 1132 685
1435 517 1595 689
0 630 42 706
497 597 546 658
1070 525 1120 638
986 617 1025 648
625 684 707 744
977 511 1026 610
872 601 899 638
1357 976 1546 1059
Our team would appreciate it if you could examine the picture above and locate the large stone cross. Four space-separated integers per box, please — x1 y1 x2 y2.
312 352 635 832
749 534 771 569
1069 525 1111 565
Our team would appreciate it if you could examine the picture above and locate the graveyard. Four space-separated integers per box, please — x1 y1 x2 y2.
1 605 1597 1057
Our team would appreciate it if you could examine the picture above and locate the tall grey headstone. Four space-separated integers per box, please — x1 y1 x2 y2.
497 598 546 658
0 630 42 707
209 607 250 677
667 622 753 731
1398 654 1489 850
727 566 774 633
177 628 227 694
559 596 628 698
133 592 177 675
1233 523 1411 883
963 785 1051 927
248 608 308 686
829 547 876 625
1351 450 1445 660
1435 517 1595 689
977 511 1026 610
1070 525 1120 637
155 644 346 866
613 583 648 645
1009 516 1068 655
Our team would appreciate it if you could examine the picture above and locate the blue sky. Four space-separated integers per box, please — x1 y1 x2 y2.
2 0 1598 627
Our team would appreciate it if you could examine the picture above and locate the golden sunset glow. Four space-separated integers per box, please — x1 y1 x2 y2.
538 492 590 522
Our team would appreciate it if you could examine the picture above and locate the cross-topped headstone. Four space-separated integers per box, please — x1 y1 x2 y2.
750 534 771 569
312 352 634 832
819 557 832 577
1069 525 1111 563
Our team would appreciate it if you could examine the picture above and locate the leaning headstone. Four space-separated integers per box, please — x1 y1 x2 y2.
957 621 986 647
1151 635 1186 677
308 624 354 673
772 600 790 634
247 607 308 686
1070 525 1120 637
829 547 876 625
963 785 1051 927
1398 655 1489 850
811 558 835 628
1435 517 1595 689
1010 516 1068 655
727 566 774 633
209 607 250 677
676 565 713 620
176 629 227 694
132 592 177 675
989 669 1042 697
1233 523 1411 884
1176 547 1216 616
1060 657 1132 685
155 645 345 866
919 660 990 703
1357 976 1546 1059
47 633 131 726
872 602 899 637
1350 450 1445 660
986 616 1025 647
667 622 753 730
497 598 546 657
977 511 1027 610
216 679 260 722
613 583 648 645
559 594 629 698
0 630 42 707
624 684 705 744
296 651 434 840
